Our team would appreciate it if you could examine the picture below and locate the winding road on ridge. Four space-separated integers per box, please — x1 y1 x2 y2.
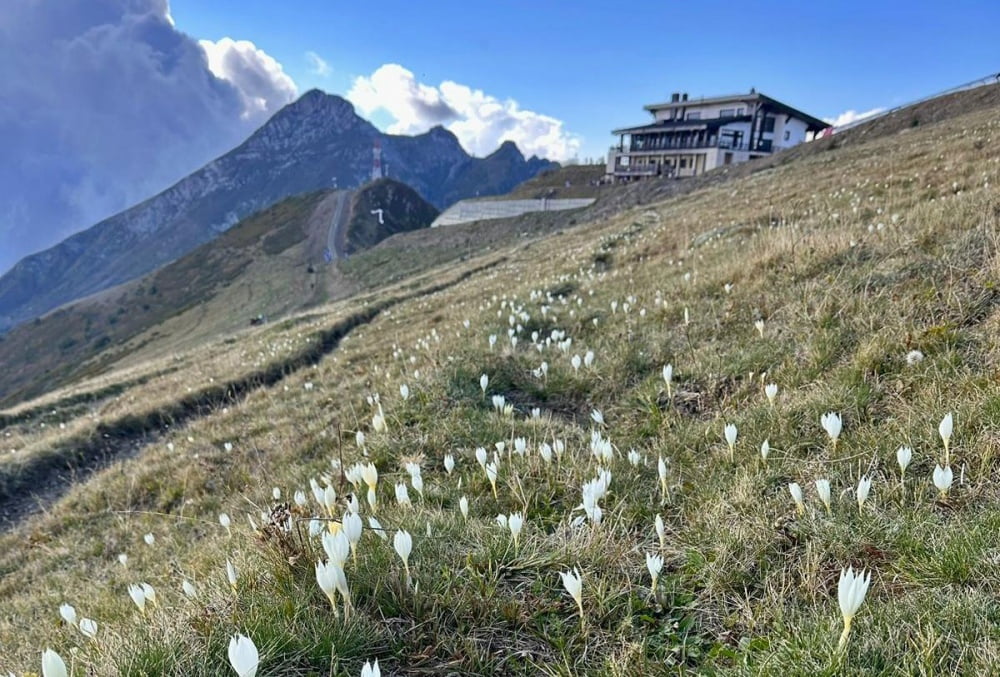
326 190 353 260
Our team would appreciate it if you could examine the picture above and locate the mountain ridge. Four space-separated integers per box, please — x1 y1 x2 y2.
0 90 556 331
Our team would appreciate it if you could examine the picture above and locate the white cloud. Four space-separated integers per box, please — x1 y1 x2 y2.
0 0 298 274
823 107 886 128
199 38 297 120
348 63 581 161
305 51 332 77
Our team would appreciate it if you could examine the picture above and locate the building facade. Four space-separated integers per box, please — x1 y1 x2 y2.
607 90 828 181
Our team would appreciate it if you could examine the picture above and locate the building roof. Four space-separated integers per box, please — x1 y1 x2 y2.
612 115 751 136
642 92 829 132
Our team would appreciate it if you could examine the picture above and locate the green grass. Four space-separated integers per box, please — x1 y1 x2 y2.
3 96 1000 676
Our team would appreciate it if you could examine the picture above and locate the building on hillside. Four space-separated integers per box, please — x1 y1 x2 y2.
606 90 829 181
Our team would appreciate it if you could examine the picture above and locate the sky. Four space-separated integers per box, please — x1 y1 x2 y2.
170 0 1000 160
1 0 998 273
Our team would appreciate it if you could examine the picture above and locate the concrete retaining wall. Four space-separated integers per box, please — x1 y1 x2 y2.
431 198 595 227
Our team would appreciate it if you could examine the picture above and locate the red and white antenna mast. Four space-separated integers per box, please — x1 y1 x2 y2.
371 138 382 181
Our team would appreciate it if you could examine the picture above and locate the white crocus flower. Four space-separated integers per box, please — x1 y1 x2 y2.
343 511 363 560
78 617 98 639
856 477 872 513
226 559 238 590
788 482 805 515
127 583 146 613
939 413 953 465
323 530 350 568
764 383 778 405
821 412 842 449
933 464 953 498
58 603 76 625
724 424 737 461
394 530 413 587
508 512 524 550
227 634 260 677
485 462 498 499
815 479 832 515
560 568 584 627
368 516 388 541
896 446 912 487
41 649 68 677
646 552 663 591
837 567 871 652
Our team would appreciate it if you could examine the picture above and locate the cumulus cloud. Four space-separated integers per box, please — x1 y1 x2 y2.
200 37 297 118
348 64 581 161
305 51 332 77
824 107 886 128
0 0 297 274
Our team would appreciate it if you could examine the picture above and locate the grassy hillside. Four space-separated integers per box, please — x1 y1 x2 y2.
0 191 332 406
0 181 435 408
2 90 1000 675
502 164 607 199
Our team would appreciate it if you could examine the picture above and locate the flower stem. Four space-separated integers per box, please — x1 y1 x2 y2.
837 617 852 653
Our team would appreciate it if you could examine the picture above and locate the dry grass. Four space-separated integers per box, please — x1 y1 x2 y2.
2 101 1000 675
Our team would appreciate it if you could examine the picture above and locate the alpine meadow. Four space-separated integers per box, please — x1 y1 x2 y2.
4 37 1000 677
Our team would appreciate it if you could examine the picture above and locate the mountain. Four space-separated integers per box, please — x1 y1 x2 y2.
0 90 556 332
0 179 438 405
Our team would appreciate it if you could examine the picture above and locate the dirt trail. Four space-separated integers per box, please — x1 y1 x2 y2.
327 190 353 259
0 258 505 532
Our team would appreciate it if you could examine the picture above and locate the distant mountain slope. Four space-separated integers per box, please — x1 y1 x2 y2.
0 179 438 405
0 90 556 332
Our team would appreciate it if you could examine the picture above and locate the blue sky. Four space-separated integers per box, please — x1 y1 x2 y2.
171 0 1000 162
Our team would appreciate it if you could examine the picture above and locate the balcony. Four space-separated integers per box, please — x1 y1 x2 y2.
610 137 775 154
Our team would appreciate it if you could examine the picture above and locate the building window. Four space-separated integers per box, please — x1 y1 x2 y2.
680 158 688 168
784 130 791 141
736 107 745 116
762 116 776 133
686 112 701 120
719 108 735 118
